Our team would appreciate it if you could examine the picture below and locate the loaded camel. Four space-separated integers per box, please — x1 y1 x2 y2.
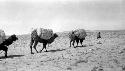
0 31 18 58
69 29 87 47
30 28 58 54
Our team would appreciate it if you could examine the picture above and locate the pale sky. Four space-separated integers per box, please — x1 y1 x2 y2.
0 0 124 35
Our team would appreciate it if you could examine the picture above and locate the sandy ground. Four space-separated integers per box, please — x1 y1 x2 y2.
0 31 125 71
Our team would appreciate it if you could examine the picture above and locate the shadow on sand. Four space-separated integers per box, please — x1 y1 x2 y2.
74 45 87 48
47 49 66 53
0 55 24 59
97 42 102 44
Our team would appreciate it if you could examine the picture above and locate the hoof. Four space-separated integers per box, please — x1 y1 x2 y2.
39 50 42 53
74 46 76 48
97 42 102 44
31 52 34 54
5 54 7 58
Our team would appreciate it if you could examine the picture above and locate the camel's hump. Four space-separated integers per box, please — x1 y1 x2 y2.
36 28 53 40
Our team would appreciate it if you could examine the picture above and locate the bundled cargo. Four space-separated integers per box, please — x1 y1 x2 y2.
73 29 87 39
36 28 53 40
0 29 6 44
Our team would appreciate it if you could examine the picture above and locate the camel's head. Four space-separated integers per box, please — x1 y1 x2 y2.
11 34 18 41
53 33 58 38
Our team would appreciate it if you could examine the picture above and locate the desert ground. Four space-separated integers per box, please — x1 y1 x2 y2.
0 30 125 71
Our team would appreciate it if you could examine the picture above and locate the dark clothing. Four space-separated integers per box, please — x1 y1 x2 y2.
97 32 101 39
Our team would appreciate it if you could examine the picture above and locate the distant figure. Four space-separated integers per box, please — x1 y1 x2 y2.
97 32 101 44
97 32 101 39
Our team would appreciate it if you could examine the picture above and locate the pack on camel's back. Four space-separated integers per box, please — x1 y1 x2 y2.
30 28 58 54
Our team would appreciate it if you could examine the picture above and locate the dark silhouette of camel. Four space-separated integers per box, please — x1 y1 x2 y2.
0 34 18 57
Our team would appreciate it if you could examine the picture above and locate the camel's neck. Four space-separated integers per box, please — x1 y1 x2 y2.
48 36 56 43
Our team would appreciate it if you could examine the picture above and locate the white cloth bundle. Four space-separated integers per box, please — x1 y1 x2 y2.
74 29 87 39
0 30 6 44
37 28 53 39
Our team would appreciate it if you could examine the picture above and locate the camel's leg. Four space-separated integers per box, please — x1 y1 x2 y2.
80 39 83 46
76 39 79 47
72 40 75 47
40 46 44 53
33 41 38 53
43 43 47 52
70 40 72 47
30 38 34 54
40 43 47 52
4 47 8 58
